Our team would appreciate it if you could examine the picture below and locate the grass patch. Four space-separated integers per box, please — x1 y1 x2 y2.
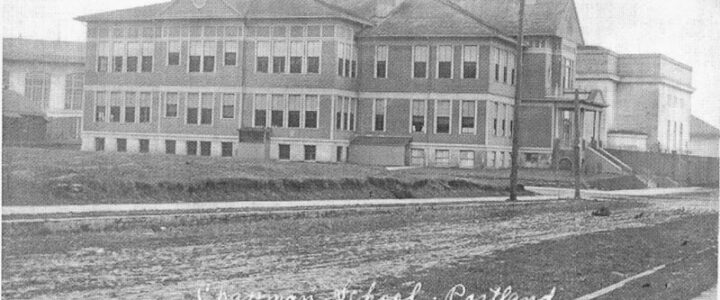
3 147 627 206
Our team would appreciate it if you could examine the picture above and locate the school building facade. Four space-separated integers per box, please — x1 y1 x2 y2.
77 0 609 170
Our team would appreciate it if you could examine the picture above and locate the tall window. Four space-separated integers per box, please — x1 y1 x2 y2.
492 102 498 136
113 42 124 72
25 73 50 111
97 42 109 72
374 99 386 131
271 94 285 127
349 98 357 131
189 42 202 72
463 46 478 79
461 101 476 134
168 41 180 66
507 105 514 137
95 91 106 122
200 93 213 124
437 46 452 79
502 51 508 83
563 59 574 89
141 42 154 72
337 43 345 76
288 95 302 127
126 43 140 72
125 92 136 123
290 41 304 73
436 100 451 134
509 53 516 85
413 46 428 78
165 92 178 117
139 92 151 123
492 48 500 82
225 41 238 66
256 41 270 73
375 45 387 78
307 42 321 74
499 104 506 136
412 99 426 132
64 73 84 110
203 42 216 72
109 92 122 122
305 95 318 128
222 93 235 119
272 41 286 73
187 93 199 124
344 44 351 77
351 48 357 78
254 94 268 127
335 97 343 130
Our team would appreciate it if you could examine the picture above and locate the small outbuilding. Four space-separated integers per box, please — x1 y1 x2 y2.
3 89 48 144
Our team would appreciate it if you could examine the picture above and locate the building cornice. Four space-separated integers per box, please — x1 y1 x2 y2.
577 73 695 93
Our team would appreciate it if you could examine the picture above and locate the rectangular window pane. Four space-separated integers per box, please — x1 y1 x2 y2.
436 100 450 133
272 41 286 73
412 99 425 132
304 145 316 161
139 139 150 153
186 141 198 155
200 93 213 124
189 42 202 72
304 95 318 128
141 43 153 72
461 101 475 133
374 99 385 131
113 43 124 72
187 93 199 124
290 41 304 73
279 144 290 160
463 46 478 78
222 142 233 157
97 42 109 72
200 141 211 156
139 92 151 123
117 138 127 152
168 41 180 65
437 46 452 78
307 42 320 74
376 45 387 78
225 41 237 66
95 92 106 122
109 92 122 122
166 140 176 154
166 92 178 117
288 95 302 128
127 43 140 72
222 93 235 118
203 42 216 72
271 94 285 127
413 46 428 78
254 94 267 127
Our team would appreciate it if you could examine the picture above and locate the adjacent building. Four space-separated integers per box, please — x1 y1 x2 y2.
689 116 719 158
75 0 607 170
575 45 694 153
3 38 86 143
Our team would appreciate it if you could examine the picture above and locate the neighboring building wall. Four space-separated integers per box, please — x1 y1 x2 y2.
688 137 719 158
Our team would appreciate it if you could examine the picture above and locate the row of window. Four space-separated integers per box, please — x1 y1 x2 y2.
253 94 320 129
90 24 352 41
278 144 317 161
374 99 512 135
17 72 84 112
490 102 514 137
94 91 155 124
256 41 322 74
374 45 517 82
666 120 685 152
94 137 234 157
409 149 510 168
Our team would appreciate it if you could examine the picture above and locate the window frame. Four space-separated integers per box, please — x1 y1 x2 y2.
460 100 477 135
462 45 479 79
434 99 452 134
412 45 429 79
373 98 387 132
374 45 388 79
221 93 236 119
410 99 427 133
436 45 453 79
224 40 238 66
253 93 269 128
164 92 179 118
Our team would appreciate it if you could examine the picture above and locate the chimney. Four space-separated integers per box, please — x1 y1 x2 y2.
375 0 403 18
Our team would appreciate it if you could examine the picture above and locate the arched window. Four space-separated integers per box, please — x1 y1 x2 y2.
25 73 50 112
65 73 84 110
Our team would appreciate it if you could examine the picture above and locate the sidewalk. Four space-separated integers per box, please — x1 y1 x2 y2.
1 195 558 216
526 186 714 198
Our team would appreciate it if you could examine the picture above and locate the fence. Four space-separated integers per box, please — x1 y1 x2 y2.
607 149 719 186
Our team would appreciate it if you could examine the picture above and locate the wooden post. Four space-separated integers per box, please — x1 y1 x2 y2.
509 0 525 201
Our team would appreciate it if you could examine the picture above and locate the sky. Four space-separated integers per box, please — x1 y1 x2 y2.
3 0 719 127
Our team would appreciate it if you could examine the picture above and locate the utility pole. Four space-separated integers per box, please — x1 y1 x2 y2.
508 0 525 201
563 89 591 200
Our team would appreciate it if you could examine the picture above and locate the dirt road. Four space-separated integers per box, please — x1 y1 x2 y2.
2 192 717 299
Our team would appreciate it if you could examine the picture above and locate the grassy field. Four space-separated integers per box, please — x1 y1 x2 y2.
2 147 627 206
2 195 716 299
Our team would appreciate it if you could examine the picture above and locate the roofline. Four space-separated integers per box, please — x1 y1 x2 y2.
578 45 619 57
568 0 585 45
617 53 693 71
435 0 515 42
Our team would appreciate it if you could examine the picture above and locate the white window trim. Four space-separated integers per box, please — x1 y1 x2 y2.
269 94 287 128
411 45 429 79
185 92 199 125
461 45 479 79
409 99 428 133
138 92 153 123
121 92 135 124
374 45 388 79
306 40 322 74
224 40 238 66
220 93 236 119
94 91 106 123
434 99 452 134
252 94 269 128
288 40 305 74
163 92 179 118
436 45 454 79
459 100 478 135
272 40 288 74
167 40 181 66
304 94 320 129
373 98 387 132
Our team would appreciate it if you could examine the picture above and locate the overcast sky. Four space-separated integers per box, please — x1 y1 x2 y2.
3 0 719 127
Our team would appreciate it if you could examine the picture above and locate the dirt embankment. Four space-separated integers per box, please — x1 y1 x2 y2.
3 175 523 206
